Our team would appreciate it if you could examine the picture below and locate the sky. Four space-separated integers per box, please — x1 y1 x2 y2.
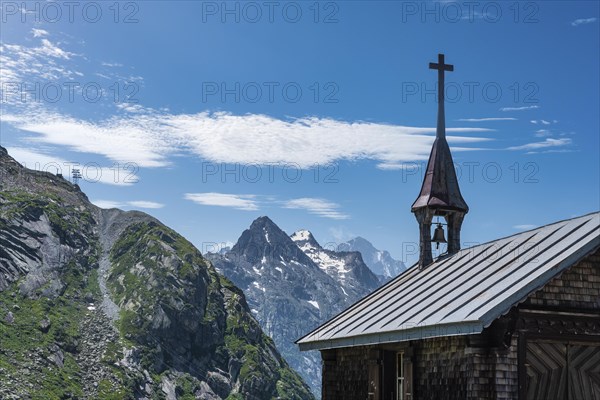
1 0 598 266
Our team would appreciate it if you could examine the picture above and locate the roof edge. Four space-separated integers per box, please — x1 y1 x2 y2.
296 211 600 350
298 320 484 351
479 238 600 328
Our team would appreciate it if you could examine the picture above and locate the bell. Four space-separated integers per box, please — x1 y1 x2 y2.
432 223 447 249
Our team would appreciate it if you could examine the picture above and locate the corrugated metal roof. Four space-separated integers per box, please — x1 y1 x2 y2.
297 212 600 351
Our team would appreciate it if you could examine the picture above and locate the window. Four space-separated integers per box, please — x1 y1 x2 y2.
396 352 404 400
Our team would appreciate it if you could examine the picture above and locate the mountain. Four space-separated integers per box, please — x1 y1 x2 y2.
290 230 381 300
0 146 312 400
338 236 406 281
207 218 381 398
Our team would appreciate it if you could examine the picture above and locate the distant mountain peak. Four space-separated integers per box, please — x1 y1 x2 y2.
230 216 314 266
249 215 276 228
208 217 381 399
339 236 406 280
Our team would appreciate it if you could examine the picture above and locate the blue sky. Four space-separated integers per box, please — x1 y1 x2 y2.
1 1 598 265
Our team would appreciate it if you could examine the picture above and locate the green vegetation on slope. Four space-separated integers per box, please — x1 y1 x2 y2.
109 221 314 399
0 190 132 399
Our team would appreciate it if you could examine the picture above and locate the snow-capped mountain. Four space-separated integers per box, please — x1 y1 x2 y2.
291 229 381 300
206 217 381 398
338 236 406 281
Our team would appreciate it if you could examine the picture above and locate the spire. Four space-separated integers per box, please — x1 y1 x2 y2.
431 53 452 140
411 54 468 268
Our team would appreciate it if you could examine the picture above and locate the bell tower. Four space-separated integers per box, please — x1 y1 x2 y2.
412 54 469 268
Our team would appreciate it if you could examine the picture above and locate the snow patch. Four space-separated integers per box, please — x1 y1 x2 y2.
304 248 351 278
307 300 320 310
252 281 266 292
291 230 311 242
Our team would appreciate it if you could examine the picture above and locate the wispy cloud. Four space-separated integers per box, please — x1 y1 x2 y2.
534 129 551 137
571 17 597 26
183 193 350 220
3 110 494 170
31 28 49 38
101 62 124 67
0 38 79 85
499 105 540 112
283 198 349 220
530 119 557 125
184 193 259 211
457 117 516 122
507 138 572 151
92 200 165 209
513 224 536 230
1 32 142 109
128 201 165 209
91 200 124 209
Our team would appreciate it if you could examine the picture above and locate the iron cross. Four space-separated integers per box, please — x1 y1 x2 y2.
429 53 453 138
429 53 453 104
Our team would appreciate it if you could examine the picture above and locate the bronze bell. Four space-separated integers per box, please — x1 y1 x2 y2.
432 223 447 249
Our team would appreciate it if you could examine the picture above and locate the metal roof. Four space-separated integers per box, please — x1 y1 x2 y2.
411 136 469 213
297 212 600 351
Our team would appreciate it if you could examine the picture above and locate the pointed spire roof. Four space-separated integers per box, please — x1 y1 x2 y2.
412 53 468 213
411 135 468 212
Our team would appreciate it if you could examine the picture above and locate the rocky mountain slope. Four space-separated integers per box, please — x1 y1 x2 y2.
338 236 405 281
0 146 312 399
290 230 381 300
207 217 381 398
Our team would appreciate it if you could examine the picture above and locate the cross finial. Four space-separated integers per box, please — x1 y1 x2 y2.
429 53 454 139
429 54 454 74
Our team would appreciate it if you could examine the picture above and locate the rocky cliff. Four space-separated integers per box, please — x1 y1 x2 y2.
0 146 312 399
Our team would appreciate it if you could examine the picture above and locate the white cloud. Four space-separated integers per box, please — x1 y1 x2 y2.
184 193 351 219
513 224 537 230
499 105 539 112
31 28 49 38
3 110 494 169
4 112 172 167
571 17 597 26
92 199 165 209
184 193 259 211
457 117 516 122
92 200 124 209
508 138 572 151
0 38 80 87
101 62 124 67
526 150 575 155
283 198 349 220
5 147 138 186
530 119 554 125
128 201 165 209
